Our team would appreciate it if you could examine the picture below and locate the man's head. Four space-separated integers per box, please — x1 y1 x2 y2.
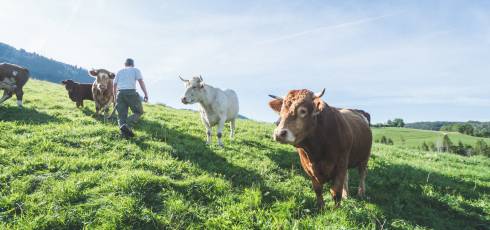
89 69 115 91
179 75 205 104
268 89 326 145
125 58 134 67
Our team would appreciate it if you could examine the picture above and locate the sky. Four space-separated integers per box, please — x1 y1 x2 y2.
0 0 489 123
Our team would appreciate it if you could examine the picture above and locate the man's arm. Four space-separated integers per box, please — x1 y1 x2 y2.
113 83 118 101
138 79 148 102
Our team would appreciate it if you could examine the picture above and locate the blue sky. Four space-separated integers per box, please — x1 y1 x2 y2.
1 0 489 123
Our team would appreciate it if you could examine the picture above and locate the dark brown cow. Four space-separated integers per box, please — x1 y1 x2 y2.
61 79 94 108
89 69 115 119
0 63 29 107
268 89 372 208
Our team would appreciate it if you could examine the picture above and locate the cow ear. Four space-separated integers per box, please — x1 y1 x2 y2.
313 97 326 116
89 70 97 77
61 80 66 85
109 73 115 79
268 99 283 113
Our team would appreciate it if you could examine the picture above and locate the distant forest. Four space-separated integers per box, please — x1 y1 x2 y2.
406 121 490 138
0 42 92 83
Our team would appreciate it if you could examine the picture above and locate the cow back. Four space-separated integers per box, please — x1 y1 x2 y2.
0 63 29 86
339 109 372 168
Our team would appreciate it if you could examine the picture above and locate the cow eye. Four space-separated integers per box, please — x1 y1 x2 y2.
298 108 308 117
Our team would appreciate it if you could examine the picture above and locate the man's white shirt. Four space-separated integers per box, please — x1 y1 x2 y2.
114 67 142 90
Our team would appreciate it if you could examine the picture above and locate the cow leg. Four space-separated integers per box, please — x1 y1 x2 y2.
312 180 325 209
206 129 212 145
76 101 82 108
103 104 111 121
0 90 13 105
15 88 24 107
330 170 346 208
342 170 349 199
94 102 100 117
217 118 226 147
230 119 236 139
358 163 368 197
201 116 212 145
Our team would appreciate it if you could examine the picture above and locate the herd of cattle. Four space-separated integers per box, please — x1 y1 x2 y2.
0 62 372 209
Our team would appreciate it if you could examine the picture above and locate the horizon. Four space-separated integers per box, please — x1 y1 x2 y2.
1 0 489 123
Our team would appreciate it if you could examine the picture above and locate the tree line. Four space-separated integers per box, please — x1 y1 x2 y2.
0 42 92 84
406 121 490 138
372 118 405 128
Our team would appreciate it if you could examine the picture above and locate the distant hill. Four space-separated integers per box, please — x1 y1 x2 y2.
406 121 490 137
0 42 92 83
373 127 490 148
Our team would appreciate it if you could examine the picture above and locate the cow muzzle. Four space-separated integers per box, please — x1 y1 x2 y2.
273 128 295 144
181 97 193 105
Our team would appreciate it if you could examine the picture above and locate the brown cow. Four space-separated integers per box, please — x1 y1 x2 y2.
0 63 30 107
349 109 371 126
89 69 115 119
61 79 94 108
268 89 372 209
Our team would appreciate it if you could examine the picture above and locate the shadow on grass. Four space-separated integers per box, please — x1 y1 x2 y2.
356 161 489 229
129 119 311 210
0 105 65 124
134 119 272 188
264 141 488 228
80 106 117 123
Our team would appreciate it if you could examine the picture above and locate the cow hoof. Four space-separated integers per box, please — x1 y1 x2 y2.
316 202 325 211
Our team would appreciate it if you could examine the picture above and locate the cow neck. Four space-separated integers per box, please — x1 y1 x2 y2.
296 106 340 161
197 84 216 111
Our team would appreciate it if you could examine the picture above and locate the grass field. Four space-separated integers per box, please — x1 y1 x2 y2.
0 80 489 229
373 127 490 149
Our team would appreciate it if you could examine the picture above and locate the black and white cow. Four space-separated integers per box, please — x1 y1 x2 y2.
0 63 30 107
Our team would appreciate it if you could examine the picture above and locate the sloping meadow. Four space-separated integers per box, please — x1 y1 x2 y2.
0 80 488 229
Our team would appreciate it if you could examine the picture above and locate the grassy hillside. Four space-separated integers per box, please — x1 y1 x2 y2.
0 80 489 229
373 127 490 148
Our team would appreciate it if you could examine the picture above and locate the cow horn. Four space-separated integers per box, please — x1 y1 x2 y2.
179 75 188 82
268 94 283 100
199 75 203 81
315 88 325 98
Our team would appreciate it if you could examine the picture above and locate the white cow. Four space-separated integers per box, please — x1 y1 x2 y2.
180 75 239 146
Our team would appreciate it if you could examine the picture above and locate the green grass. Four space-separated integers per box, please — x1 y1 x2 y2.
0 80 489 229
373 127 490 148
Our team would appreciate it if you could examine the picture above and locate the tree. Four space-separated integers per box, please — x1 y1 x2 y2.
474 139 489 157
458 124 474 135
450 141 466 156
392 118 405 127
437 134 453 152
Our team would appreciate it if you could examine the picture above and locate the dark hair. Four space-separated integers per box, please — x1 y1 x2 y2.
125 58 134 67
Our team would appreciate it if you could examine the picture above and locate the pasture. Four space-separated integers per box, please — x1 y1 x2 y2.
373 127 490 148
0 80 489 229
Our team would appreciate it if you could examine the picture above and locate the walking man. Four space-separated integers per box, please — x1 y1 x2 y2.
114 58 149 138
